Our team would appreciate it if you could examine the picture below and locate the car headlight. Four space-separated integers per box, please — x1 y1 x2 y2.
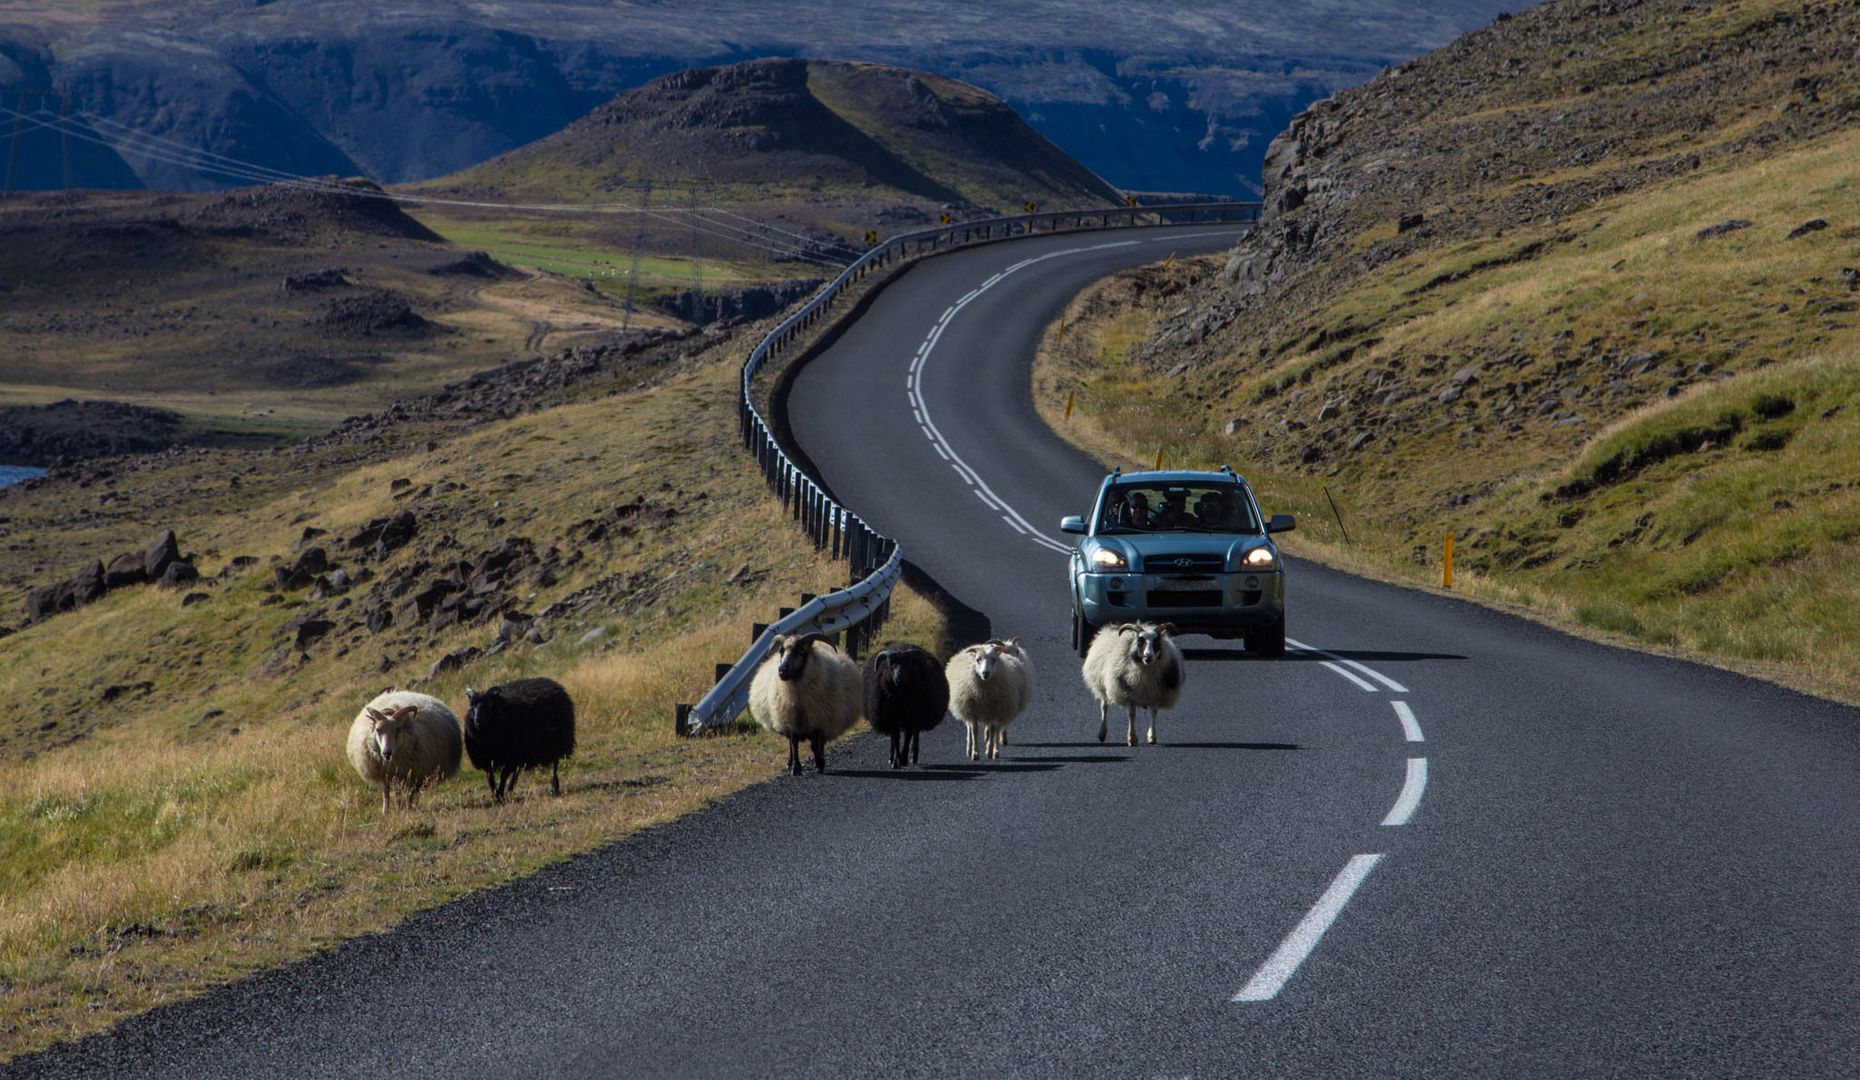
1091 548 1128 570
1243 547 1278 569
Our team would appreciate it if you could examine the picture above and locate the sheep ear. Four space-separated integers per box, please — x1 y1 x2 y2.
465 688 479 703
1008 636 1022 650
1157 623 1178 637
365 707 388 723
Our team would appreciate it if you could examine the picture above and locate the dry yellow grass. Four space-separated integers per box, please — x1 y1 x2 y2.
0 342 946 1059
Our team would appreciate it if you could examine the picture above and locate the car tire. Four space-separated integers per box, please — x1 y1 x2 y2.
1249 617 1286 658
1073 606 1095 659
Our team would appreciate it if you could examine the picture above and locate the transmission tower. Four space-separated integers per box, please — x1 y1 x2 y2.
687 186 703 324
621 180 652 331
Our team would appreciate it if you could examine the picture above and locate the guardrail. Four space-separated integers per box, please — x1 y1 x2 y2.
678 200 1261 735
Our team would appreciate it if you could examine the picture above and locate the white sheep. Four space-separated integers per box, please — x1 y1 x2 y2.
945 637 1033 761
1082 621 1184 746
346 690 464 811
749 632 864 775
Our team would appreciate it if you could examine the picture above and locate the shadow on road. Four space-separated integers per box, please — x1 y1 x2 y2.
1162 741 1301 751
1005 754 1129 764
1184 647 1467 663
833 768 986 781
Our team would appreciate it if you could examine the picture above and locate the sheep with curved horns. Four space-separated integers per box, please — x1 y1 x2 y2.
346 690 463 811
464 677 576 803
1083 621 1185 746
863 642 949 769
945 637 1033 761
749 632 864 775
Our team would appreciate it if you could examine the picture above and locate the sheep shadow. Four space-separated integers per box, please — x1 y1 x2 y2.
922 761 1061 775
1003 754 1129 764
1183 647 1467 663
832 768 987 782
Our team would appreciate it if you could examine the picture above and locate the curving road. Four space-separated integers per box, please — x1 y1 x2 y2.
15 227 1860 1079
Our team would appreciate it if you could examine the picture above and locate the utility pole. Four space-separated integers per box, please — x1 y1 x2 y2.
621 180 652 332
687 185 703 324
59 92 73 192
2 90 27 202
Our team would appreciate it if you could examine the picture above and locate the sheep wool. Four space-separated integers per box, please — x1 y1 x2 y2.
863 642 950 768
1082 621 1185 746
346 690 464 811
464 677 577 803
749 633 864 775
945 638 1033 761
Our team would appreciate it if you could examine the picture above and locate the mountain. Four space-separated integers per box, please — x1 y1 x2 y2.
1048 0 1860 690
0 0 1522 196
425 58 1122 212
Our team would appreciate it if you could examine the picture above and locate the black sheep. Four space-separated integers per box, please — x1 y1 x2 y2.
863 643 950 769
463 677 576 802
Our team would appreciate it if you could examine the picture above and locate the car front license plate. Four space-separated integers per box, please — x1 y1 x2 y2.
1158 576 1223 591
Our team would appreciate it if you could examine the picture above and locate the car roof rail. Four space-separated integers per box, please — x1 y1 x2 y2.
1110 466 1121 479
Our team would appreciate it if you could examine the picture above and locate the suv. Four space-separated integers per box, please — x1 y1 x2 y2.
1060 466 1294 657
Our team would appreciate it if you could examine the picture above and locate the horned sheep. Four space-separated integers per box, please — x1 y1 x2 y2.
1082 621 1184 746
863 642 950 769
346 690 464 811
945 637 1034 761
749 632 864 775
464 677 577 803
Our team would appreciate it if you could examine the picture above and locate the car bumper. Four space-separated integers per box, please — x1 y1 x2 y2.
1076 568 1285 636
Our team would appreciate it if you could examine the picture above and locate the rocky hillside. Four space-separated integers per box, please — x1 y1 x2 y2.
428 59 1121 213
1054 0 1860 690
0 0 1520 196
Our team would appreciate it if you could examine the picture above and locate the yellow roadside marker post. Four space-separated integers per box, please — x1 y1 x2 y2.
1443 531 1455 588
1161 251 1176 268
1154 447 1164 470
1064 391 1075 421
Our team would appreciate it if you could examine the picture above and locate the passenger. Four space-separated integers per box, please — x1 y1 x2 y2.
1156 491 1190 529
1193 493 1225 528
1124 491 1153 529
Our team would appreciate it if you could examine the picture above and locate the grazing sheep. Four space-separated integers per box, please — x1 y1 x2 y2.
863 643 950 768
1082 621 1185 746
749 632 864 775
464 677 577 803
346 690 463 811
945 637 1033 761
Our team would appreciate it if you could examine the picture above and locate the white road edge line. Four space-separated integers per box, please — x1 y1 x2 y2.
1316 659 1378 692
1391 700 1424 742
1286 637 1408 693
1233 853 1384 1003
1382 758 1428 827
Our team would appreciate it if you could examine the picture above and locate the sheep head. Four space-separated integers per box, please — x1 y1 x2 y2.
1120 622 1175 666
873 649 906 690
772 633 834 681
970 641 1010 681
463 687 497 726
366 704 421 761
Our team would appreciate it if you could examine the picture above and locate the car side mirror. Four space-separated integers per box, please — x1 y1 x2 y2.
1060 515 1087 535
1266 513 1296 534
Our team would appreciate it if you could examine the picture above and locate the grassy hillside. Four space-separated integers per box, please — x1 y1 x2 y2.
0 316 946 1058
1035 0 1860 698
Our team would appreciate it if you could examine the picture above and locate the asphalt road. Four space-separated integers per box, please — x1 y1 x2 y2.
14 226 1860 1079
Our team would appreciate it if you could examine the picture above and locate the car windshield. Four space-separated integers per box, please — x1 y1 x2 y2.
1096 483 1261 534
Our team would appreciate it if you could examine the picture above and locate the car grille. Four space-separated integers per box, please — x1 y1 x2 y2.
1148 589 1224 607
1145 552 1225 572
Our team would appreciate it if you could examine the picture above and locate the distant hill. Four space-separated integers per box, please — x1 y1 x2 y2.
424 59 1122 216
0 0 1521 196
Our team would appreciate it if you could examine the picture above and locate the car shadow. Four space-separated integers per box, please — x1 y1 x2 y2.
1184 647 1467 662
1162 741 1301 751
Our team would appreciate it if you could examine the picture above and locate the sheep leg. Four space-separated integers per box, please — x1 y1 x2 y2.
988 726 1000 760
1126 704 1138 747
967 721 980 761
552 761 561 797
506 768 522 800
484 770 499 801
888 731 903 770
1148 706 1159 745
381 778 391 814
810 732 828 775
787 736 803 777
909 730 921 765
998 727 1008 746
1097 702 1109 744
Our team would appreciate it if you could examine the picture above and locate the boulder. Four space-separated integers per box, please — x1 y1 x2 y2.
105 551 149 588
25 581 73 621
159 561 201 589
144 530 180 579
426 645 480 681
70 559 108 605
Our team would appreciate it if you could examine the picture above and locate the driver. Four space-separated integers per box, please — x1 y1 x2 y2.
1193 493 1225 528
1156 491 1189 529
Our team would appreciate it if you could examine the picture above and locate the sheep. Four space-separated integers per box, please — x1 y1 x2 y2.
346 690 463 811
863 642 950 768
749 632 864 775
945 637 1034 761
1082 621 1185 746
463 677 577 803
